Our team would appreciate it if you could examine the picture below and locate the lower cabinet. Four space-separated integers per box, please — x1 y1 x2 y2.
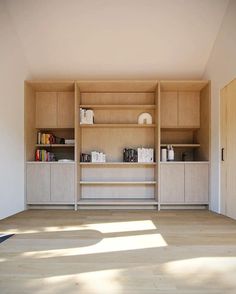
185 163 209 203
160 162 209 204
160 163 185 203
51 163 75 202
26 163 75 204
26 163 51 203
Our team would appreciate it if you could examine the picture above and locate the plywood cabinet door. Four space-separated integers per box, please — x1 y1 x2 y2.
36 92 57 128
178 92 200 127
51 164 75 203
57 92 75 128
26 163 51 203
185 163 208 203
160 163 185 203
161 92 178 127
222 80 236 219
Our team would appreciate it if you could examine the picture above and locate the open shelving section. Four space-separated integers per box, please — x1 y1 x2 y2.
25 80 210 210
76 81 159 209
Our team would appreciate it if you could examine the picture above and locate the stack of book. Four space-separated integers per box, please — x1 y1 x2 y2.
37 132 54 145
35 149 55 161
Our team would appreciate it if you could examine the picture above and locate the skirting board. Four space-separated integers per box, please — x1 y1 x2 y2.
77 205 157 210
27 205 74 210
160 205 208 210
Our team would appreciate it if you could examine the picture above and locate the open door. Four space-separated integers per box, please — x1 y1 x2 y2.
220 79 236 219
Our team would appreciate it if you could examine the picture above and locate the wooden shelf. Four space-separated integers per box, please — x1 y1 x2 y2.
35 144 74 147
36 127 74 130
80 181 156 185
78 199 158 205
80 124 156 128
80 162 156 166
161 144 200 148
80 104 156 110
161 126 199 131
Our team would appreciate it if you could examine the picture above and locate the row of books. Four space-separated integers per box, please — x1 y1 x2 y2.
35 149 56 162
37 132 54 145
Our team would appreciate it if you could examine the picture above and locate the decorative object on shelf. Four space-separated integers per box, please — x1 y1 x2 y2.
167 145 174 161
80 108 94 124
58 159 74 163
81 153 91 162
123 148 138 162
35 149 56 162
138 148 154 163
181 152 187 161
91 151 106 163
138 112 152 124
161 148 167 162
65 139 75 145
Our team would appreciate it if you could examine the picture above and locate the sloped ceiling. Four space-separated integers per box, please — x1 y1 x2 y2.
5 0 229 79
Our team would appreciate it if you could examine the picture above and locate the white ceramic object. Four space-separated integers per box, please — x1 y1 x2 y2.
138 112 152 124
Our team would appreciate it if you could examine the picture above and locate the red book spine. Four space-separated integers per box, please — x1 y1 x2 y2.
35 149 40 161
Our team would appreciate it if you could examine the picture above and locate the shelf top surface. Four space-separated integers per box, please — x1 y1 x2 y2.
160 80 209 91
80 104 156 109
36 144 74 147
77 80 158 93
26 80 75 92
80 181 156 184
160 161 209 164
161 144 200 147
80 123 156 128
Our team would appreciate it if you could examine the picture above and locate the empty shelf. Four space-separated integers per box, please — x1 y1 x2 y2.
80 124 156 128
80 104 156 110
80 181 156 185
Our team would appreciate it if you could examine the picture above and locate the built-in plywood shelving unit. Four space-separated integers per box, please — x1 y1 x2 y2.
25 79 210 210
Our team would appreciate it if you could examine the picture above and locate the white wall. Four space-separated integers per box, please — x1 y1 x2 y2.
0 1 30 219
204 0 236 213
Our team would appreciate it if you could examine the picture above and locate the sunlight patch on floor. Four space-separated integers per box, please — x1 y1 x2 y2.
87 220 156 233
3 220 156 235
42 269 123 294
23 233 167 258
164 257 236 287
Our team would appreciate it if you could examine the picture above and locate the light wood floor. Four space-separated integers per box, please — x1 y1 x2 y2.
0 210 236 294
